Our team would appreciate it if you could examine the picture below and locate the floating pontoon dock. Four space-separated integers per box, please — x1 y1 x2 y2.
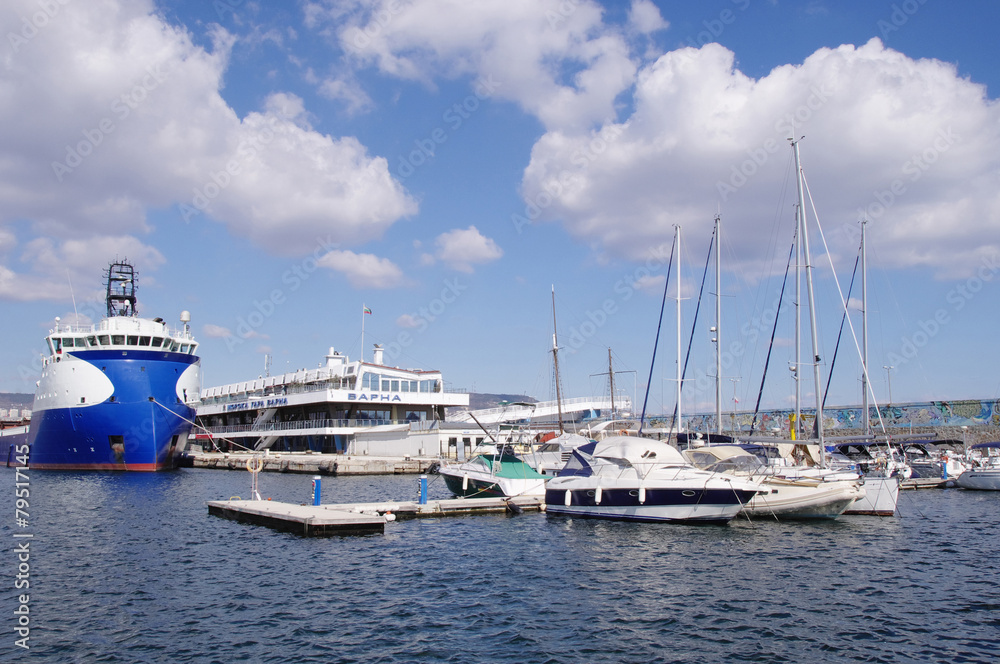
207 495 544 536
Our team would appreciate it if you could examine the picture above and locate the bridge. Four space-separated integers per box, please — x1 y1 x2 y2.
447 395 632 427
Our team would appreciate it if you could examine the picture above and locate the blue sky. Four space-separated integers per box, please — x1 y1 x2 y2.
2 0 999 418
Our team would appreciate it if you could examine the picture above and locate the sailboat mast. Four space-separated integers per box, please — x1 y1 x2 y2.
608 348 616 417
551 285 565 434
714 215 722 436
675 225 682 437
861 219 870 436
794 207 802 440
792 138 826 464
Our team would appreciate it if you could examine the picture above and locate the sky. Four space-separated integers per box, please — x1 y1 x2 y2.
2 0 999 418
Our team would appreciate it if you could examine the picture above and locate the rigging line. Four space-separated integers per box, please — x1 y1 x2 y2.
746 151 797 412
638 236 676 436
800 174 887 435
673 226 716 427
820 248 861 415
750 235 796 434
150 398 253 452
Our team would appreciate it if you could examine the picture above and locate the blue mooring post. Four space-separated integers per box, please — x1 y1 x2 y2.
312 476 321 506
419 475 428 505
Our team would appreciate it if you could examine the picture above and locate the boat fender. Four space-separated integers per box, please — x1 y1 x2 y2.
384 512 396 522
564 489 572 506
638 486 646 504
594 486 602 504
462 474 468 491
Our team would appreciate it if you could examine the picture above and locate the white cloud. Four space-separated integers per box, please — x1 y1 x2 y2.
318 249 405 288
0 0 418 298
520 38 1000 279
628 0 669 34
396 313 421 328
432 226 503 273
202 324 233 338
329 0 639 130
317 74 375 116
0 235 164 302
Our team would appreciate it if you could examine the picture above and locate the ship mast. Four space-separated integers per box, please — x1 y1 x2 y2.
105 261 137 318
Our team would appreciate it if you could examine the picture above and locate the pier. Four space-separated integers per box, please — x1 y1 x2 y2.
207 495 544 536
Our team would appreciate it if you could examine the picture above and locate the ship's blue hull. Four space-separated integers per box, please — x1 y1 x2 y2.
28 350 199 471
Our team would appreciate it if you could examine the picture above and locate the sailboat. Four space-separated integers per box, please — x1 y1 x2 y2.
734 139 871 510
830 219 904 515
681 213 861 519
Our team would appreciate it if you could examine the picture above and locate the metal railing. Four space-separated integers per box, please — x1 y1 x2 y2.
199 418 402 435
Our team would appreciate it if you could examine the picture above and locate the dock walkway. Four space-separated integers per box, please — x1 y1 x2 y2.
207 495 544 536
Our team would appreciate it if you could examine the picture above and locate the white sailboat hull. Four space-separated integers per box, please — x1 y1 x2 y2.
955 469 1000 490
843 476 899 516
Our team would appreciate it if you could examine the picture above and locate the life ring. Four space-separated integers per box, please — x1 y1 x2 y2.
246 456 265 473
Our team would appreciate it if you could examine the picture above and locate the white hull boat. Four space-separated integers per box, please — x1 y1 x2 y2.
544 437 762 524
957 443 1000 490
684 445 864 520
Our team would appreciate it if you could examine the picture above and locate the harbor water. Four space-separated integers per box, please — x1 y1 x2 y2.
2 468 997 663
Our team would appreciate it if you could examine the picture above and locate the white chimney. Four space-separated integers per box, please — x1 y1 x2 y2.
372 344 384 365
326 347 346 369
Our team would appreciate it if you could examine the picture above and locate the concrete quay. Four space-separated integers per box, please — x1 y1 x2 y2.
183 451 438 475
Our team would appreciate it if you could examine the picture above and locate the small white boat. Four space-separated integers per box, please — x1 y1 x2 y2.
956 442 1000 490
438 448 547 498
828 443 907 516
544 436 762 523
683 445 864 520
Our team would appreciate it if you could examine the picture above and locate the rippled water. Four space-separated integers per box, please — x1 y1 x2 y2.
2 467 997 663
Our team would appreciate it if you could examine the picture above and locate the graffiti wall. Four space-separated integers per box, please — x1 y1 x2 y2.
682 399 1000 433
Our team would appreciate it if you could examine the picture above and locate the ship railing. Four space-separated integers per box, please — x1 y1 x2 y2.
201 383 465 404
200 418 405 434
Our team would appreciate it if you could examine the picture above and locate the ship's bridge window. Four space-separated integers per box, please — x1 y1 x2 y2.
139 336 151 346
87 336 97 346
127 335 139 345
188 343 198 355
169 340 179 351
112 335 125 345
381 379 391 391
391 380 399 391
49 338 59 354
99 335 111 345
180 344 189 354
152 337 164 347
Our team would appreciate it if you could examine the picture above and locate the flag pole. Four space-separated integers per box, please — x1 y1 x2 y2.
361 303 365 362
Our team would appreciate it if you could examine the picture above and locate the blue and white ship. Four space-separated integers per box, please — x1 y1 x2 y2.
27 261 201 470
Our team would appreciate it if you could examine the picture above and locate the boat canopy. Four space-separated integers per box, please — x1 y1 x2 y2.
969 442 1000 450
684 445 766 474
592 436 686 467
